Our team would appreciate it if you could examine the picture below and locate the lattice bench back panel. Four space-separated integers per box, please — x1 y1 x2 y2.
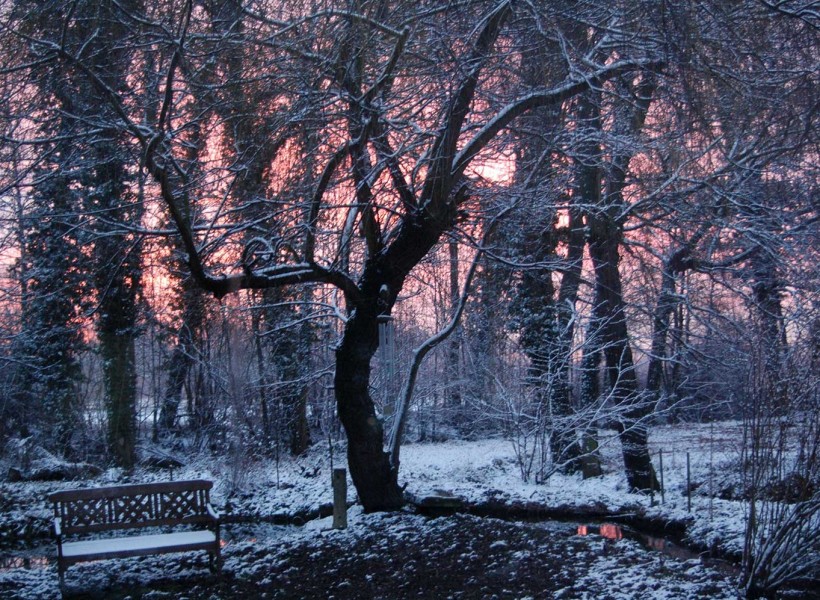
49 480 214 535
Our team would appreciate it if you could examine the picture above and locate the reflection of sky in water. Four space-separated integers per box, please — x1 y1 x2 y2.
0 554 50 571
582 522 737 578
577 523 624 539
574 522 709 562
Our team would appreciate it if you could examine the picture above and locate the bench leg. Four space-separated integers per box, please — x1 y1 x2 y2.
209 550 222 574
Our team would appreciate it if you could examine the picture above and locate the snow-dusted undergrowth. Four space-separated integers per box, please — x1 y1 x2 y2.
0 422 753 598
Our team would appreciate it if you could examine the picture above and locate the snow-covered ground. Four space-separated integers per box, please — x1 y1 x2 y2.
0 422 757 598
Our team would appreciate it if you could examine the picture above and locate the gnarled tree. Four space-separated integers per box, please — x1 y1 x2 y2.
3 0 663 510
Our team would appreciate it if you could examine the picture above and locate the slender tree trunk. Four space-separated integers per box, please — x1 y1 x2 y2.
646 242 702 402
646 260 680 397
750 252 787 406
293 289 313 455
8 153 33 440
550 204 586 472
276 292 312 456
160 281 205 432
252 305 271 437
447 239 463 423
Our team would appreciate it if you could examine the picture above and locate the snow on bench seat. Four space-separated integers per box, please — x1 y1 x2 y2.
61 530 217 560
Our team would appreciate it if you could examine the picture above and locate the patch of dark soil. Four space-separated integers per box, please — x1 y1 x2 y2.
245 515 589 599
60 515 594 599
47 513 734 600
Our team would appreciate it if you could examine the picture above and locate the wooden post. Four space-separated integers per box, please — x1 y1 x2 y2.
581 434 602 479
686 452 691 512
332 468 347 529
659 449 665 505
709 421 714 522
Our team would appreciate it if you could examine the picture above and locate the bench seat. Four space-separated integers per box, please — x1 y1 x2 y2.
61 530 217 562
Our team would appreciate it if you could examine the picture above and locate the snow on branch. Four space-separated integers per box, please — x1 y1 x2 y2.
452 59 665 181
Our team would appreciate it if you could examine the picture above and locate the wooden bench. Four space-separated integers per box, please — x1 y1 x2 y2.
48 479 221 587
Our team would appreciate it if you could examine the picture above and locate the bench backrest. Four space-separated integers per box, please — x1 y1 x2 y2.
48 480 214 535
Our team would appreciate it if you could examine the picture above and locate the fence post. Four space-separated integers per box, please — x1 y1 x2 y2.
332 468 348 529
686 452 691 512
659 449 665 505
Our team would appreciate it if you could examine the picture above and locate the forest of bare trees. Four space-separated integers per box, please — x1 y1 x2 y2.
0 1 817 595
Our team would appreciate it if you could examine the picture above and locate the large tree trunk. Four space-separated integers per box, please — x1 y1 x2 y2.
335 305 404 512
100 322 138 468
23 136 84 459
205 0 313 454
750 244 787 401
587 219 658 492
334 196 452 510
90 125 141 468
511 32 584 474
94 177 140 469
576 71 659 492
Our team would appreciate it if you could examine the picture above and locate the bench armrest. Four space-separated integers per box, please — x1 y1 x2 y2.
206 503 220 522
